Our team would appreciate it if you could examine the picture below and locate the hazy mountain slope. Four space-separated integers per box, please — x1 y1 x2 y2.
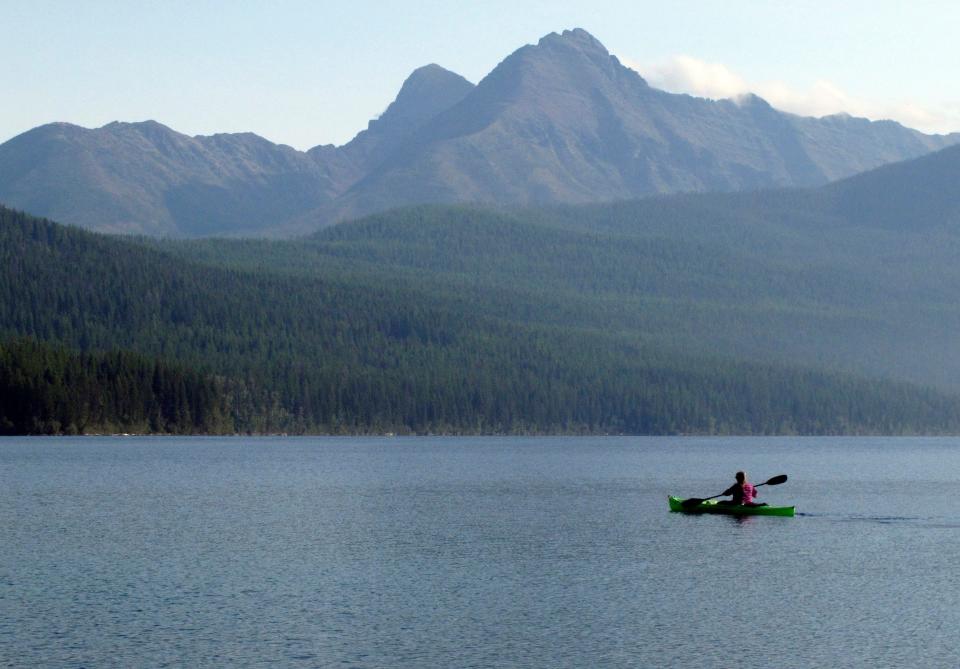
818 143 960 230
0 121 349 236
377 204 959 394
0 122 342 236
540 142 960 388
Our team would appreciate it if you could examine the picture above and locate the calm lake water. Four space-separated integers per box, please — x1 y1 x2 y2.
3 436 960 668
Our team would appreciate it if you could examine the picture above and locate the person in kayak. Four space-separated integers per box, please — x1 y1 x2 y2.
718 471 766 506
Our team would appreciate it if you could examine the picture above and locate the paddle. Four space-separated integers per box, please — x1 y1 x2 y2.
681 474 788 509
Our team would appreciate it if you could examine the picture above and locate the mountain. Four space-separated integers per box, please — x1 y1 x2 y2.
0 120 346 236
0 64 475 237
316 29 956 227
1 28 957 237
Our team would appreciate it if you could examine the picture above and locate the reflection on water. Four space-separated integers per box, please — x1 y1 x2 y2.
799 511 960 527
3 436 960 668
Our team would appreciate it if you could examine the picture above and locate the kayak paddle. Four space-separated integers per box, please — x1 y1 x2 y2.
680 473 788 509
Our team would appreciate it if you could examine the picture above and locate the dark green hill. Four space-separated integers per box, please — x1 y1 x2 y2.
821 143 960 230
315 142 960 390
4 205 960 434
153 190 960 392
0 204 960 434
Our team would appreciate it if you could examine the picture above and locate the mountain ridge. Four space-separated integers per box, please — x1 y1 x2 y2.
1 28 957 237
298 28 957 232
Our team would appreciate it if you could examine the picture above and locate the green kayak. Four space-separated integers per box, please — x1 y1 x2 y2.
668 496 795 517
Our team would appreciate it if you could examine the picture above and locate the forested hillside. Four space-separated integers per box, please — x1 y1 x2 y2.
5 205 960 435
157 185 960 391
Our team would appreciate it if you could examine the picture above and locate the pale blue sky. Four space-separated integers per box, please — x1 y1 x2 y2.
5 1 960 149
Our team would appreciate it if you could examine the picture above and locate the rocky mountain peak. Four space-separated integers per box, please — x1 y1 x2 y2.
381 64 474 126
476 27 646 99
339 63 474 173
537 28 609 54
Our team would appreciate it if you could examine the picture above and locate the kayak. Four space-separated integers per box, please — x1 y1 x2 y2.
668 496 795 517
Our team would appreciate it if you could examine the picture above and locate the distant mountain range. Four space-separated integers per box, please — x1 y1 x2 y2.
1 28 957 237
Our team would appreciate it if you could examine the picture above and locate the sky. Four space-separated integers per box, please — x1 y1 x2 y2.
4 0 960 150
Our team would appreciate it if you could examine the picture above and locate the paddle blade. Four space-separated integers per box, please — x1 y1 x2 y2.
763 474 788 486
680 497 706 509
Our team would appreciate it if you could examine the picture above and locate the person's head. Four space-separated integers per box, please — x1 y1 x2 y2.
735 471 746 483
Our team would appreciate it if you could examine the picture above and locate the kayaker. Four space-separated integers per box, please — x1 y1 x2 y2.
719 471 765 506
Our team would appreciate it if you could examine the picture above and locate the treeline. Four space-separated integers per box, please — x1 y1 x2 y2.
0 337 229 435
6 204 960 435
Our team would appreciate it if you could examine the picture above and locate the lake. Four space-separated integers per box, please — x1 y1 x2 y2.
3 436 960 667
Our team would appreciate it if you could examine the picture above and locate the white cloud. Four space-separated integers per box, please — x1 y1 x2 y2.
638 55 749 101
619 54 960 135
